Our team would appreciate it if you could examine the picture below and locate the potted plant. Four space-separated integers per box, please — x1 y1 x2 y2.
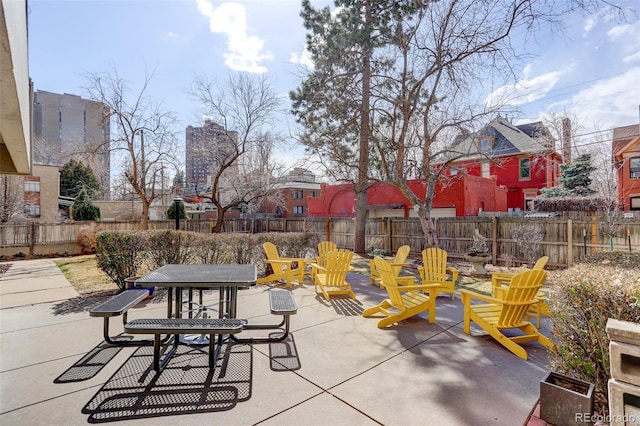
540 371 595 426
464 229 491 275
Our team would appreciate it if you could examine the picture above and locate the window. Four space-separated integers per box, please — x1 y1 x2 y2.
450 166 458 176
24 204 40 217
310 191 316 197
293 190 303 199
519 158 530 179
480 138 491 152
631 196 640 210
481 162 490 178
293 205 304 215
24 181 40 193
630 157 640 179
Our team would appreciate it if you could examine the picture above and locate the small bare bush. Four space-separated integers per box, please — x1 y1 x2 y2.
547 263 640 416
512 223 544 266
77 223 101 254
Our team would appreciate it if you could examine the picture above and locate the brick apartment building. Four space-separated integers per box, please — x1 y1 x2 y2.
185 120 238 190
612 123 640 211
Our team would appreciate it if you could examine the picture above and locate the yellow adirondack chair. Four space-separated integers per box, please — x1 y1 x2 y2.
370 245 411 287
491 256 549 327
311 241 337 280
363 257 439 328
418 248 460 300
491 256 549 296
256 242 305 288
460 269 552 360
313 249 356 301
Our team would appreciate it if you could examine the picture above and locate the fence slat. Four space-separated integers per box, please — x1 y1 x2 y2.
2 216 639 267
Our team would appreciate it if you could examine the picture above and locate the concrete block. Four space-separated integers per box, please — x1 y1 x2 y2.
607 319 640 347
608 379 640 426
610 341 640 387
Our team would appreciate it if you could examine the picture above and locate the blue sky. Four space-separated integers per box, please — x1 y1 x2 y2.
27 0 640 170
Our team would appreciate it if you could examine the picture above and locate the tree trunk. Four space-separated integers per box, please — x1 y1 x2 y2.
139 201 149 230
211 217 223 233
354 0 372 256
418 176 438 248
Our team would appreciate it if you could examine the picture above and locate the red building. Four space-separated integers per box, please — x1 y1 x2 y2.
612 123 640 211
446 116 561 212
307 175 507 218
307 116 561 217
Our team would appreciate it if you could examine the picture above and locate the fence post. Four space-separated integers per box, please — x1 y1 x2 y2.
567 219 573 267
491 216 498 265
326 218 331 242
591 216 597 253
29 222 35 256
384 217 391 252
433 217 439 250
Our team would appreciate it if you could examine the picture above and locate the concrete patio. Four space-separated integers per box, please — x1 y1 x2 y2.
0 258 552 425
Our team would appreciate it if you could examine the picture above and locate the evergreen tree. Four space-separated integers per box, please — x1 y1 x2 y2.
540 154 596 198
291 0 415 253
60 159 101 198
173 170 185 186
71 187 101 221
166 200 188 220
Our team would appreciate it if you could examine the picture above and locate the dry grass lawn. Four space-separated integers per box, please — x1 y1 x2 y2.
54 255 116 294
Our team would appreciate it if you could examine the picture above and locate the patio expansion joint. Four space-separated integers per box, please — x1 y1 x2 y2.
251 319 465 426
0 382 102 416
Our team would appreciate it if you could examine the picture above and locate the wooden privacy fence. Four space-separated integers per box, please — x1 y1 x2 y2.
1 216 639 268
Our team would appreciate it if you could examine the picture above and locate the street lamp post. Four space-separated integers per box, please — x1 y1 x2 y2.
173 197 183 230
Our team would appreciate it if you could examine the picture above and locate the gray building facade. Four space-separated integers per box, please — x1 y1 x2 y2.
32 90 111 199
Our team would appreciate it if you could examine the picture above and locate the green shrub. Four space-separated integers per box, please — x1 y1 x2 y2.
94 230 316 287
95 231 147 291
71 187 101 221
143 230 202 269
194 233 228 265
255 232 315 258
547 263 640 416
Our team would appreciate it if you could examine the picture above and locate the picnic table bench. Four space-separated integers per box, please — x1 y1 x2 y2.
89 289 153 346
233 289 298 343
125 318 244 371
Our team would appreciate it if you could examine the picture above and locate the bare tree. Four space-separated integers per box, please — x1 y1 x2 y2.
364 1 533 247
590 127 626 250
0 175 25 222
294 0 623 248
189 73 285 232
84 70 180 229
32 135 59 166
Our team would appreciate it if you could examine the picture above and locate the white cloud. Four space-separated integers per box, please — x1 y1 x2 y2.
608 23 636 40
485 70 565 108
583 15 598 33
608 21 640 64
290 49 314 69
546 68 640 129
623 51 640 64
196 0 273 73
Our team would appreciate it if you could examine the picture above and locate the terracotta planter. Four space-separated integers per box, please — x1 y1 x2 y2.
540 371 595 426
